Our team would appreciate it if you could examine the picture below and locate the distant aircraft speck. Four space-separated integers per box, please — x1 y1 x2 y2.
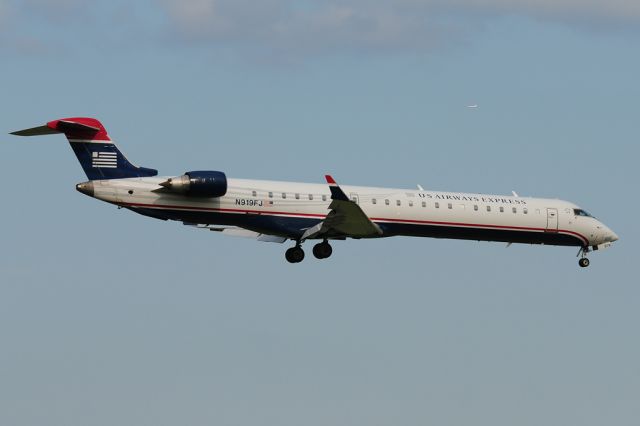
467 104 478 108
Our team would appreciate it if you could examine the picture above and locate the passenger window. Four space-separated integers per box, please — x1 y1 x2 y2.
499 206 504 213
308 194 313 200
282 193 287 199
268 191 273 198
435 202 440 208
523 208 528 214
474 205 478 211
409 201 413 207
322 194 327 201
385 199 390 205
396 200 401 206
486 206 491 212
448 203 452 209
422 201 426 208
252 190 257 197
295 193 300 200
512 207 517 213
372 198 377 205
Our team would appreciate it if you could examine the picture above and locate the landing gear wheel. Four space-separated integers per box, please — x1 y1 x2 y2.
285 246 305 263
579 258 590 268
312 241 333 259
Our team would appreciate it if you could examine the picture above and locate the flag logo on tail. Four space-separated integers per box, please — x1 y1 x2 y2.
92 151 117 168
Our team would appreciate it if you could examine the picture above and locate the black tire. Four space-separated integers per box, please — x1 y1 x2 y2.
579 258 590 268
312 242 333 259
286 246 305 263
285 248 296 263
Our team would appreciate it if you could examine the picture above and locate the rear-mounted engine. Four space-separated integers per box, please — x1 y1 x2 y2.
159 171 227 197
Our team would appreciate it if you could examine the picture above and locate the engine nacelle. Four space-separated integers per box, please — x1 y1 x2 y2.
159 171 227 197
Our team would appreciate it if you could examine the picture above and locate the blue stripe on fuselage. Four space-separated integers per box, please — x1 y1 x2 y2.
128 207 584 246
130 207 321 238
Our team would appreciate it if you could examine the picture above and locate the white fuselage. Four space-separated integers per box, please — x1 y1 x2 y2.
84 176 618 249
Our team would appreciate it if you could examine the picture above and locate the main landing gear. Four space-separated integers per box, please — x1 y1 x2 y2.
312 241 332 260
285 245 305 263
285 240 333 263
577 247 590 268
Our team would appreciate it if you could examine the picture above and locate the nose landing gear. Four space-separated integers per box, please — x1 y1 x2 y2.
577 247 590 268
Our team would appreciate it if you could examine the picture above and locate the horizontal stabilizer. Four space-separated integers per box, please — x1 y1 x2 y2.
10 125 60 136
11 120 101 137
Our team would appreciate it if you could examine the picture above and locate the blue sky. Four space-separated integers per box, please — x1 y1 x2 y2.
0 1 638 425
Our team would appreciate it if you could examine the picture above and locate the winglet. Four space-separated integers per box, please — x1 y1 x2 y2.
325 175 337 185
305 174 382 240
324 174 349 201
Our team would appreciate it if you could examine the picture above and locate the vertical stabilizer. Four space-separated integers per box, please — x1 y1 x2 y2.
11 117 158 180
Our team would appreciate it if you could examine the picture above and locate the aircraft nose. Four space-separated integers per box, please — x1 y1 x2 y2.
609 230 619 242
603 225 619 243
76 181 94 197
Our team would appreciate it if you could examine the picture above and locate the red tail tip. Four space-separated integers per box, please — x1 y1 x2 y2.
325 175 336 184
46 117 111 141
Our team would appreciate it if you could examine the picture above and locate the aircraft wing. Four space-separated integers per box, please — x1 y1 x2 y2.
183 223 287 243
301 175 382 241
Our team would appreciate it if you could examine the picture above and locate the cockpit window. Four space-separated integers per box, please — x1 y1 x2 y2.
574 209 593 217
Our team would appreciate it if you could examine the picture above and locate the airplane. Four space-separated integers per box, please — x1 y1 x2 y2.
11 117 618 267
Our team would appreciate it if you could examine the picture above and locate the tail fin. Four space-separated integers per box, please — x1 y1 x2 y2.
11 117 158 180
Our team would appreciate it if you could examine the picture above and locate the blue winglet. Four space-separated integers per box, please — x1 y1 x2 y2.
325 175 349 201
